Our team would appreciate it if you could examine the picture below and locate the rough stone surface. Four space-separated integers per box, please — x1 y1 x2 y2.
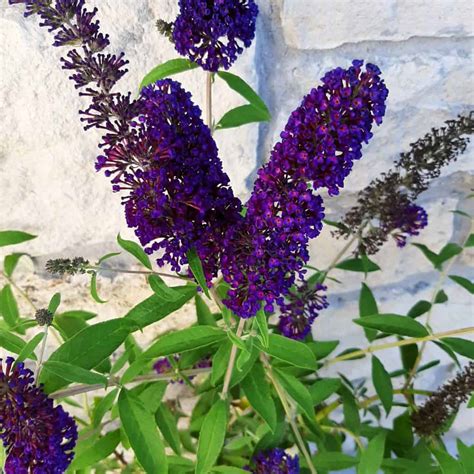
1 0 473 450
281 0 474 50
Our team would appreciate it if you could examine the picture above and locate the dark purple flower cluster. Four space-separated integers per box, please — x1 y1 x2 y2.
96 79 242 282
222 61 388 318
390 204 428 248
9 1 241 284
0 357 77 473
278 280 328 340
247 448 300 474
172 0 258 71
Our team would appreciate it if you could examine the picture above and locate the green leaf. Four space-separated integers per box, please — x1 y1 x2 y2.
141 326 226 360
90 272 107 304
372 356 393 414
353 314 429 337
340 386 360 433
97 251 121 264
443 337 474 359
407 300 432 318
309 378 341 406
118 388 168 474
156 404 182 455
359 283 378 341
400 343 419 373
69 429 120 470
216 104 270 130
0 230 36 247
47 292 61 315
41 318 135 392
434 340 460 368
241 361 277 431
15 332 44 364
211 468 248 474
358 432 386 474
4 252 29 277
117 233 152 269
217 71 270 116
255 308 269 348
457 439 474 473
435 289 448 304
449 275 474 294
432 448 465 474
211 340 232 385
257 334 316 370
186 248 210 298
307 340 339 360
313 452 358 470
139 58 198 90
437 243 463 267
124 286 196 329
54 313 88 340
148 275 183 302
0 285 19 327
196 294 216 326
138 382 167 414
196 399 228 474
227 327 248 352
92 388 119 428
412 243 440 267
0 330 31 356
274 369 314 419
465 233 474 247
336 257 380 273
43 361 107 386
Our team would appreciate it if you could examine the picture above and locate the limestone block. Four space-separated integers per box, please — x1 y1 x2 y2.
281 0 474 50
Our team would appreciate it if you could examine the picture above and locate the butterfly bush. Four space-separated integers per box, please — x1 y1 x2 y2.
0 357 77 473
247 448 299 474
222 61 389 318
172 0 259 71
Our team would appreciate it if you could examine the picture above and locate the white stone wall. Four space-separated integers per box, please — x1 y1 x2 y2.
1 0 473 449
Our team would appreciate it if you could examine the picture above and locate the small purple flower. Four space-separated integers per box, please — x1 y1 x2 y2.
172 0 258 71
222 61 388 318
154 355 211 384
278 281 329 340
0 357 77 473
391 204 428 247
247 448 300 474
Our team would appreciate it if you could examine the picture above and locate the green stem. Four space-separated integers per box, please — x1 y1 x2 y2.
320 425 364 450
206 72 213 131
49 367 211 399
220 318 246 399
88 265 190 282
325 326 474 365
34 325 49 382
262 355 318 474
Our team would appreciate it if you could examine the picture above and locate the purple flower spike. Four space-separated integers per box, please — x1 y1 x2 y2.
172 0 258 71
247 448 300 474
0 357 77 473
278 281 329 340
391 204 428 247
222 60 388 318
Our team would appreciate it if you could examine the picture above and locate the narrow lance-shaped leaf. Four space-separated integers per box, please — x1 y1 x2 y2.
0 230 36 247
358 432 386 474
42 361 108 386
274 369 314 419
359 283 378 341
336 257 380 273
186 247 210 298
255 308 269 348
217 71 270 116
90 272 107 304
353 314 429 337
216 104 270 130
195 399 228 474
195 294 216 326
155 403 182 455
371 356 393 415
449 275 474 294
148 274 183 302
4 252 29 277
443 337 474 359
118 388 168 474
117 233 152 269
139 58 198 91
15 333 44 364
0 285 19 327
47 292 61 315
241 361 277 432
